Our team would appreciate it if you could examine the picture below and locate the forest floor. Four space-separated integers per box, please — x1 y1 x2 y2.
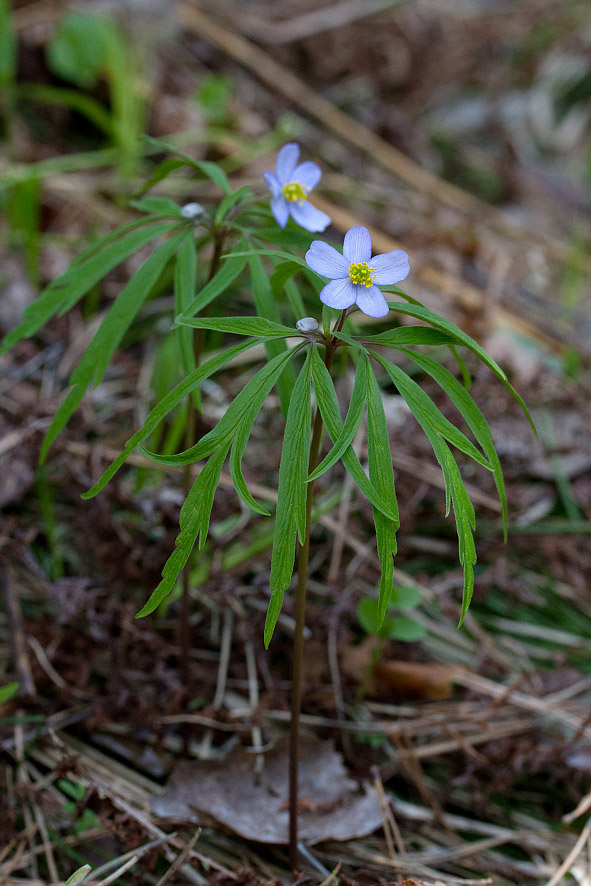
1 1 591 884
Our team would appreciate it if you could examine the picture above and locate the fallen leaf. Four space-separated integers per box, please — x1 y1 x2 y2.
152 732 383 844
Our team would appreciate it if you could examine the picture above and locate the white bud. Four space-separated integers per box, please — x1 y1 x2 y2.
296 317 319 333
181 202 204 219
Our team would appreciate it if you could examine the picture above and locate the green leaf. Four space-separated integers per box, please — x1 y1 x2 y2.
363 327 458 347
83 338 262 498
438 443 477 623
0 681 19 705
251 228 317 249
45 12 113 89
398 346 507 540
248 253 297 416
179 248 247 319
177 315 296 339
144 137 233 195
388 301 536 434
229 248 308 269
389 616 427 642
0 221 180 358
308 355 368 482
174 230 198 380
269 261 304 297
137 157 186 196
264 591 284 648
229 421 271 517
64 865 92 886
310 349 398 523
197 72 234 123
214 185 252 227
391 585 422 610
266 351 312 644
136 447 228 617
366 360 399 624
130 196 182 217
142 347 302 466
371 352 492 470
41 231 185 461
0 0 17 86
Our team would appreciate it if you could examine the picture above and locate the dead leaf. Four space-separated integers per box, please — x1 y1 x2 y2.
152 732 382 844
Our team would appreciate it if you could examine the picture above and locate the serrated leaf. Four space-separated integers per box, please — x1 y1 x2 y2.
41 231 185 461
177 315 296 339
136 447 228 617
142 347 302 466
308 356 368 482
179 248 247 319
248 254 297 417
83 338 262 498
366 360 399 624
371 352 492 471
398 346 507 540
144 137 233 195
310 349 398 523
363 326 457 347
269 351 312 589
0 221 180 358
388 301 536 434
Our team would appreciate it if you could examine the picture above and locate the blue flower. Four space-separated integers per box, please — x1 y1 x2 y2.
264 143 331 232
305 226 410 318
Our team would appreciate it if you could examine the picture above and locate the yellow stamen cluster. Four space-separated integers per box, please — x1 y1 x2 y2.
282 181 308 203
348 261 375 287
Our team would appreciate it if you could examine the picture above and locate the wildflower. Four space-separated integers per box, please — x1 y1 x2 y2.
305 226 410 318
264 143 330 232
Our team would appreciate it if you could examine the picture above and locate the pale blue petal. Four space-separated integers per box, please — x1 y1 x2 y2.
290 201 331 232
355 284 389 318
271 196 289 228
293 161 321 191
371 250 410 285
306 241 349 278
264 170 281 198
319 278 357 310
275 143 300 185
343 226 372 263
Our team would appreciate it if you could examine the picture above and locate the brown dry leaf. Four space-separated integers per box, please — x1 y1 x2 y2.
342 637 462 700
152 733 382 844
372 661 463 701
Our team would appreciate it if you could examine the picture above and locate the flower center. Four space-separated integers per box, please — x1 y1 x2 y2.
282 181 308 203
348 261 375 287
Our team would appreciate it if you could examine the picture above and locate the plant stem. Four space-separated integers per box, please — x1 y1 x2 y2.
179 229 225 706
288 309 347 871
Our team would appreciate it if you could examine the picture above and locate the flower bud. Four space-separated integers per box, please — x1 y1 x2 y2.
181 202 204 219
296 317 319 333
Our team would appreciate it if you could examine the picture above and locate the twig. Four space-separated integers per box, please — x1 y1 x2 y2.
218 0 406 44
545 817 591 886
153 829 201 886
